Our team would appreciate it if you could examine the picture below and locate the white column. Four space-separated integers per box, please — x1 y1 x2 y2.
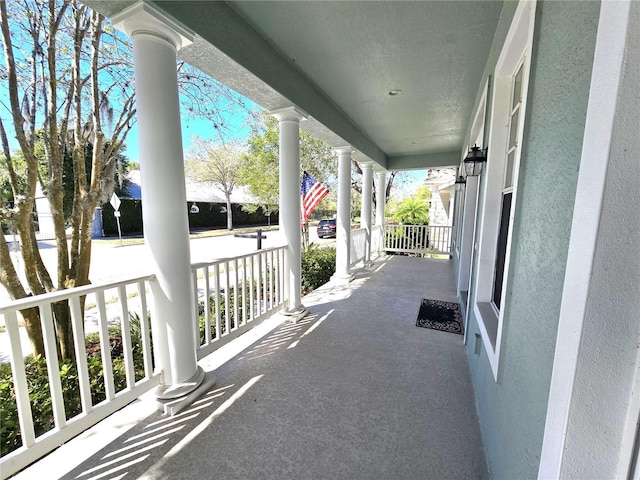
458 175 478 294
271 107 308 317
375 170 387 255
376 170 387 227
334 147 353 281
360 162 373 265
113 3 203 400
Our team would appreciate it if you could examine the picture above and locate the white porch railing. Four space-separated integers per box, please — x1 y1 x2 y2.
384 224 453 256
371 225 383 258
191 246 286 359
350 228 367 266
0 245 287 478
0 275 160 477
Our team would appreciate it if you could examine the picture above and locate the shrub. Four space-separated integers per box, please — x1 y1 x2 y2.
301 245 336 293
0 312 148 457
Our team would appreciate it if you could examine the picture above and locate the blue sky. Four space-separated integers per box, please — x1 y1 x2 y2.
124 104 255 164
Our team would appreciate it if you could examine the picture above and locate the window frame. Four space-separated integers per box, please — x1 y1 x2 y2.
472 0 537 380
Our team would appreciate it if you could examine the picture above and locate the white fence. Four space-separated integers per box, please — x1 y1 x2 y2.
0 275 160 477
349 228 367 266
371 225 383 259
0 246 287 478
384 224 453 256
192 246 286 359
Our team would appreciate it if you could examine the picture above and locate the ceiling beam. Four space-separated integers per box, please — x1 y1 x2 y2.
387 151 461 171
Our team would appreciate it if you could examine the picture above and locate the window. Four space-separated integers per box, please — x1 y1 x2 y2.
492 63 523 311
472 0 536 379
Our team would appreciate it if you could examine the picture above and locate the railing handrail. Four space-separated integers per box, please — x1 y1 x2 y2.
0 245 288 478
0 273 156 314
383 224 453 256
190 244 287 270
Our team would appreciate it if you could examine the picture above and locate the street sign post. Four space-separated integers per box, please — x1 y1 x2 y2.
110 193 123 246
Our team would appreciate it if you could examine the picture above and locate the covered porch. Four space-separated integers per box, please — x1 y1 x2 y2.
14 255 486 479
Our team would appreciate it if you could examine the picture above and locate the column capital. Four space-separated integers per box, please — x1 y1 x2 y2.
360 161 374 170
112 2 194 50
270 106 308 123
333 146 355 157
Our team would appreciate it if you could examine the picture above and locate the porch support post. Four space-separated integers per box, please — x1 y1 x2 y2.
376 170 387 255
333 147 354 282
360 162 373 265
271 107 308 320
457 175 479 294
113 3 207 407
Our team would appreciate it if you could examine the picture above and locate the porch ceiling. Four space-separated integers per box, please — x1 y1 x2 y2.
86 1 504 170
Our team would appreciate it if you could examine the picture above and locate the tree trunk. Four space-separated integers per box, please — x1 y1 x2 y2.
0 234 47 356
225 194 233 230
52 300 75 362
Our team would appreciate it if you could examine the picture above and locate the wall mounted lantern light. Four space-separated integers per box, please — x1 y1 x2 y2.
463 145 488 177
455 175 466 191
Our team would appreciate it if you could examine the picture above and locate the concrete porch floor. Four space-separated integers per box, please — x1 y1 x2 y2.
17 255 487 480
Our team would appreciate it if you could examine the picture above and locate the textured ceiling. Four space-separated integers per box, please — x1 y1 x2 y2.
228 1 502 157
85 0 504 170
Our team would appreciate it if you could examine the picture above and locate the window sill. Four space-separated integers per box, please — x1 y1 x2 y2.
474 301 500 380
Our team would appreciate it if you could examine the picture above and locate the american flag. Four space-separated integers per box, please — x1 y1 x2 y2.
301 171 329 224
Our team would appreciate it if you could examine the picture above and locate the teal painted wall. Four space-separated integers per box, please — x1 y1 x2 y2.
464 1 601 478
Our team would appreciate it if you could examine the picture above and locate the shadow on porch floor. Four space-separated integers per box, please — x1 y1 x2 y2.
20 255 488 480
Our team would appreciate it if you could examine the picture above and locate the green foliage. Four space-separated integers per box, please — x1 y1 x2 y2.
0 313 148 457
390 197 429 225
301 245 336 293
101 199 274 236
197 277 267 343
240 114 336 207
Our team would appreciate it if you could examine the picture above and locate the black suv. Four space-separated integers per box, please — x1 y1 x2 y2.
317 218 337 238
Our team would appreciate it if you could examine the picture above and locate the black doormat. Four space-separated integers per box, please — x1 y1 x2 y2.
416 299 463 335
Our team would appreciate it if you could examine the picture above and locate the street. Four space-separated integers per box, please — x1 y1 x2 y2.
0 227 333 362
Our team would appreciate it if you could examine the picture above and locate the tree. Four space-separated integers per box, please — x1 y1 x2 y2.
185 137 244 230
390 196 430 225
350 162 404 209
0 0 250 360
240 113 336 213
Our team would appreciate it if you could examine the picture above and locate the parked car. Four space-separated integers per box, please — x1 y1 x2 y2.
317 218 337 238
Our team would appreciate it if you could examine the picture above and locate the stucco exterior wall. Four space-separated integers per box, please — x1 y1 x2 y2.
464 1 600 478
560 2 640 475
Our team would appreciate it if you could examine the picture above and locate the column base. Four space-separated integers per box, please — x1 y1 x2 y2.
280 305 309 323
331 272 355 284
156 368 216 416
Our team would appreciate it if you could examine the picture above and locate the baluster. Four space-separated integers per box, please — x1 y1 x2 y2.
115 286 135 390
203 267 211 345
224 261 231 335
69 296 92 413
96 290 116 400
214 263 221 340
241 257 247 325
40 304 66 428
233 259 239 330
192 268 200 348
249 254 255 322
4 310 36 447
137 280 153 378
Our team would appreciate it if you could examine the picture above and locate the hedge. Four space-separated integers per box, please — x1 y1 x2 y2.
101 199 278 236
